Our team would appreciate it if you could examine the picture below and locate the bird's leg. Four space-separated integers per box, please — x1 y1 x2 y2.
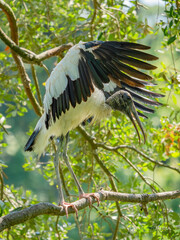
54 137 78 217
54 138 64 204
63 133 84 195
63 133 100 206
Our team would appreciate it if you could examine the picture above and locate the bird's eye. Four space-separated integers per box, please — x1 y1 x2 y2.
122 92 131 101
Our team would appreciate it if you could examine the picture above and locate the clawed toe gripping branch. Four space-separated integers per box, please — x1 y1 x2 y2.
0 190 179 232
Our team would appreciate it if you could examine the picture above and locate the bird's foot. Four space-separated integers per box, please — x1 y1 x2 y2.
79 192 100 207
60 201 78 218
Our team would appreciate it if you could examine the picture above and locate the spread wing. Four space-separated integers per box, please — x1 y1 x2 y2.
44 41 163 129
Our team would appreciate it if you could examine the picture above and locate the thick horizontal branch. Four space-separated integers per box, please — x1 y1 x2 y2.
0 190 179 232
36 44 73 62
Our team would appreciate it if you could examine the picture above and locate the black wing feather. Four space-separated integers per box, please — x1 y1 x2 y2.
64 87 70 111
80 49 106 88
112 59 152 80
134 101 154 113
45 40 163 127
78 60 91 98
67 75 76 108
51 98 57 122
116 55 157 70
61 92 66 114
102 41 151 50
73 78 82 104
57 95 63 118
121 82 164 98
126 89 162 106
80 57 94 92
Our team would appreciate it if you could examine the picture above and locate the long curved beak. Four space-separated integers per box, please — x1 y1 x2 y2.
125 102 146 144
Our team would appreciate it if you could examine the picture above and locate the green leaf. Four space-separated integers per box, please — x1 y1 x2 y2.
167 35 176 45
171 151 179 158
0 200 5 216
172 95 177 105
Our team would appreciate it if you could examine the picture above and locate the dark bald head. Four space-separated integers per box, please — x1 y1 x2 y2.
106 90 146 143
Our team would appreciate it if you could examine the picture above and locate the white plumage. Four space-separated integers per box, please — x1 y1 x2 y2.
44 42 85 111
25 40 163 157
33 87 111 156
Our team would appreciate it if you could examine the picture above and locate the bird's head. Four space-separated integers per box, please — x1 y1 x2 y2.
106 90 146 143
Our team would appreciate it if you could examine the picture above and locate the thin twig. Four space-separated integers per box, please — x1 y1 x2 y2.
75 214 83 240
0 0 18 44
92 149 123 217
55 216 61 240
0 124 9 135
92 205 114 232
0 172 4 200
112 214 121 240
31 64 43 107
77 126 123 218
90 0 98 40
92 150 119 183
96 143 180 174
40 63 50 76
115 151 157 193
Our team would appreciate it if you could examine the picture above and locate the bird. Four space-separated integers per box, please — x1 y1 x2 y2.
25 40 163 216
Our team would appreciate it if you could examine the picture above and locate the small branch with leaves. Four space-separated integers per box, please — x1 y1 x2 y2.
0 0 73 116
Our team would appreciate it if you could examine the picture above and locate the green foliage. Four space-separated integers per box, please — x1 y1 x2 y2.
160 0 180 46
0 0 179 239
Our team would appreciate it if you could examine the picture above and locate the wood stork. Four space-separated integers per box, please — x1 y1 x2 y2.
25 41 163 215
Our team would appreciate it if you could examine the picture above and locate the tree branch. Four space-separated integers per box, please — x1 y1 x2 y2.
0 27 73 64
77 126 123 217
77 126 180 174
116 151 157 192
31 64 43 107
90 0 98 40
0 0 42 116
36 44 73 63
97 143 180 174
0 172 4 200
0 190 179 232
0 0 73 116
0 0 18 45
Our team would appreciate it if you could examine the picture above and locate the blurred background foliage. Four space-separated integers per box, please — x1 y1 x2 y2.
0 0 179 239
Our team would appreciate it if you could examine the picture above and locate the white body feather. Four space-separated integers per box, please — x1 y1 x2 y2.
29 41 119 156
44 42 86 113
34 87 111 156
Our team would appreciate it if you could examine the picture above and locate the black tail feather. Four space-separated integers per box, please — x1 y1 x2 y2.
24 129 40 152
